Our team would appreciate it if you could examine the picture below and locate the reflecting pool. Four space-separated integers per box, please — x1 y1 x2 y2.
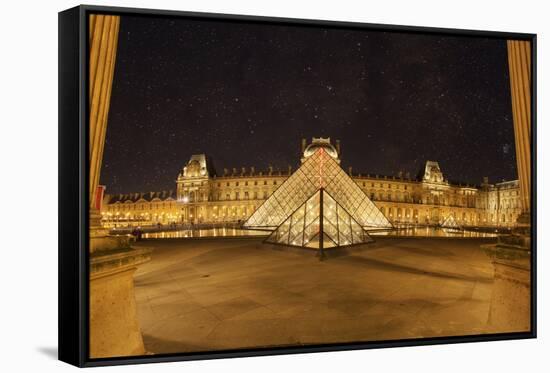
138 226 498 239
370 226 498 238
142 227 270 239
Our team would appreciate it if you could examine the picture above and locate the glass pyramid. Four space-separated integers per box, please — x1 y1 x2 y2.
441 214 461 230
265 189 373 249
244 148 392 230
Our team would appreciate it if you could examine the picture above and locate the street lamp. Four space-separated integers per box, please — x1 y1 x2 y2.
178 195 190 224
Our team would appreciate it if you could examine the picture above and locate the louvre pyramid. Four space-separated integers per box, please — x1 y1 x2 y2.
244 148 392 230
266 189 373 249
441 214 461 229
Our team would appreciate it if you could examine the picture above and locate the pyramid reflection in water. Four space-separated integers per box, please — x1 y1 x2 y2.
244 146 392 250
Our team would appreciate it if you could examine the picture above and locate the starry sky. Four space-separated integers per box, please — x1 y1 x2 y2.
100 14 517 194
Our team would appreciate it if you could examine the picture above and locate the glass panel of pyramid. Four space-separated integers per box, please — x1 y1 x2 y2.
244 148 392 230
441 214 461 229
265 189 373 249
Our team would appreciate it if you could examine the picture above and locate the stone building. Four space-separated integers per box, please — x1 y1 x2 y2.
101 138 521 229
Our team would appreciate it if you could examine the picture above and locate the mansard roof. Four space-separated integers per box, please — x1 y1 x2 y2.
215 165 294 178
106 190 175 204
180 154 217 178
418 160 447 183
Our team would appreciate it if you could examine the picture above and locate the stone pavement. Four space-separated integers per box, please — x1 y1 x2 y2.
132 237 501 354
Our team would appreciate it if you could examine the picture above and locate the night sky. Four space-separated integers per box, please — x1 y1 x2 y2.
100 14 517 195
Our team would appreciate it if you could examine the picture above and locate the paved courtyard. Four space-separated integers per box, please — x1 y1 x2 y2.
132 237 496 354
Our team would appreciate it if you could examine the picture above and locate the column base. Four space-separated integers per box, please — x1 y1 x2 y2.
483 234 531 333
89 226 152 358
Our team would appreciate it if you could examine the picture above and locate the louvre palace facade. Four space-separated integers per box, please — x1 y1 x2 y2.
101 138 522 229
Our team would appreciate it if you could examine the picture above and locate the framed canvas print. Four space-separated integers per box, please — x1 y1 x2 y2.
58 4 536 367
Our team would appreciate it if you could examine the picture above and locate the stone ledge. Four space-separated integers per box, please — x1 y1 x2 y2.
482 242 530 263
90 247 152 280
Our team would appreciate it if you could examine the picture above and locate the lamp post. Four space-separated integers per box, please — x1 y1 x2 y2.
180 195 189 226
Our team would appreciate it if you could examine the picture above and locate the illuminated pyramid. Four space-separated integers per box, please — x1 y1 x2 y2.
265 188 374 249
244 138 392 249
441 214 461 230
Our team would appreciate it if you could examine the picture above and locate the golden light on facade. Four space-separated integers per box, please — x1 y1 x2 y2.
101 143 522 229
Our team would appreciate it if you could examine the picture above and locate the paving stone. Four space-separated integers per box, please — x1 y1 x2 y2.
132 237 496 354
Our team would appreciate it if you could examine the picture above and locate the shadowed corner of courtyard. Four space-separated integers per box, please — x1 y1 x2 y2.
132 237 498 355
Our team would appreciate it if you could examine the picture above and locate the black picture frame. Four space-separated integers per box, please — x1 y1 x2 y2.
58 4 537 367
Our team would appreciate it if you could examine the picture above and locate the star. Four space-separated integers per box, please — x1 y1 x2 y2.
101 15 517 194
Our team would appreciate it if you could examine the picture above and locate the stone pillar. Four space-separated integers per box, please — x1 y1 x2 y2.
89 14 119 217
483 39 533 334
88 14 152 358
507 40 531 215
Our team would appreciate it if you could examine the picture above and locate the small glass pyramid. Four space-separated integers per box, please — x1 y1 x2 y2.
244 148 392 231
265 189 374 249
441 214 461 230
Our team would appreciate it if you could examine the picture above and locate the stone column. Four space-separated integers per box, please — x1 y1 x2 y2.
507 40 531 215
89 14 119 217
87 14 152 358
88 14 125 253
484 39 533 334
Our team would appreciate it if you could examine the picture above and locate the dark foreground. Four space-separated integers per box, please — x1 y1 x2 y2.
133 237 498 354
